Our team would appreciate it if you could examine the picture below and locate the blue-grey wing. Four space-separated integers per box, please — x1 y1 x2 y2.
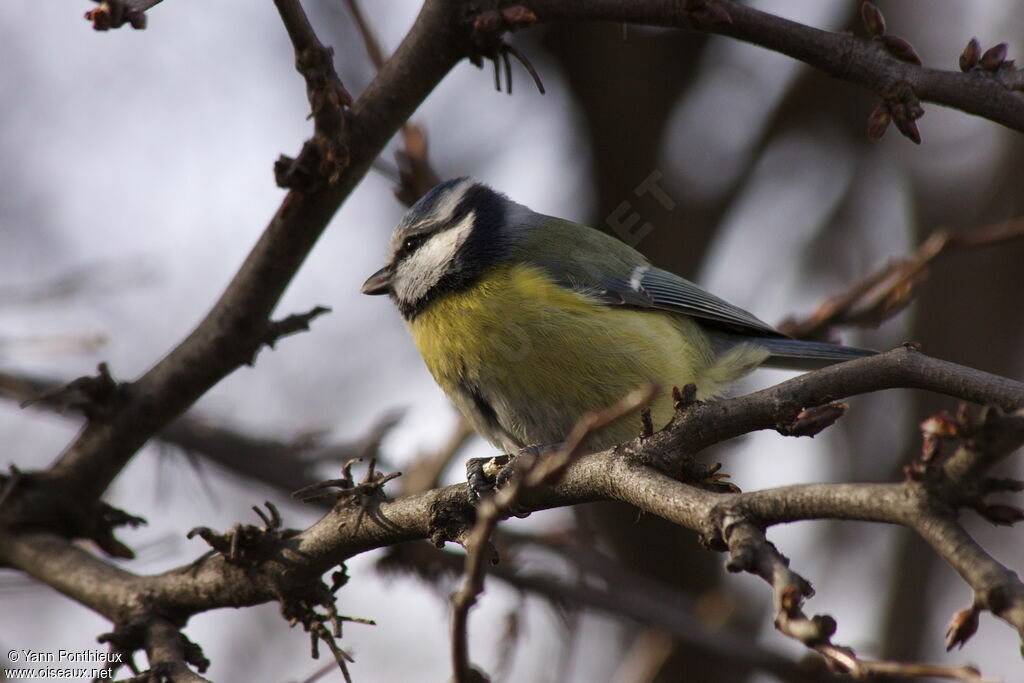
597 265 782 337
594 268 877 366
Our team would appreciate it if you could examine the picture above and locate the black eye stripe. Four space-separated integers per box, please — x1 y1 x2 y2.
400 233 428 256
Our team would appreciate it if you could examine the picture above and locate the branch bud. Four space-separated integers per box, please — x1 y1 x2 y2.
126 9 147 30
981 43 1008 71
920 412 960 440
780 585 803 615
860 2 885 38
903 461 928 481
684 0 733 26
945 606 980 650
472 10 502 36
960 38 981 71
867 102 890 141
499 6 538 29
777 403 848 438
811 614 837 639
892 113 921 144
639 408 654 438
672 383 698 412
84 6 113 31
880 35 923 66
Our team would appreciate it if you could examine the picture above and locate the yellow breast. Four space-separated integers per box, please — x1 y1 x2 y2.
408 263 756 451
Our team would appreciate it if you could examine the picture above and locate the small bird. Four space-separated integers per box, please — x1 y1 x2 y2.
362 178 873 458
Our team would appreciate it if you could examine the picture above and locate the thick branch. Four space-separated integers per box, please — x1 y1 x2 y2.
46 0 468 506
646 348 1024 463
4 350 1020 643
526 0 1024 133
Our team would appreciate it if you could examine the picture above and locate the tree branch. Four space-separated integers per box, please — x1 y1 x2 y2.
524 0 1024 135
43 0 470 509
3 350 1021 679
340 0 441 206
779 216 1024 340
0 369 402 498
273 0 352 190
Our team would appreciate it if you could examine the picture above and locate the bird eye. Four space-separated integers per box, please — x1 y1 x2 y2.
402 235 426 253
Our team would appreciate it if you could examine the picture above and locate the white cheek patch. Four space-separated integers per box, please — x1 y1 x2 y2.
393 211 476 304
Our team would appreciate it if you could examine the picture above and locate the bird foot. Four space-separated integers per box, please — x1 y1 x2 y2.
702 463 741 493
465 443 561 514
465 454 513 503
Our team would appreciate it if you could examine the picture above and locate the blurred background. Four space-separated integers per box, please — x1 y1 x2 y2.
2 1 1023 681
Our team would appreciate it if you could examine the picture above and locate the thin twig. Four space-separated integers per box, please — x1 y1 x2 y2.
722 520 999 682
342 0 385 69
779 216 1024 340
341 0 439 205
274 0 352 188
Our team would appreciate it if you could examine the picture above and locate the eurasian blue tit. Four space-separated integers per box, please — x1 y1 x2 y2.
362 178 874 454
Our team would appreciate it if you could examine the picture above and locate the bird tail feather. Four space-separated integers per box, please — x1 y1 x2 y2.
753 337 877 371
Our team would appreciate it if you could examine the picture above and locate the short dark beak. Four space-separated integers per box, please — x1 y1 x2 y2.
361 265 393 295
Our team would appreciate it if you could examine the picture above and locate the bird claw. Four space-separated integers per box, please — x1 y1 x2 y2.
702 463 742 493
465 443 561 516
465 454 513 504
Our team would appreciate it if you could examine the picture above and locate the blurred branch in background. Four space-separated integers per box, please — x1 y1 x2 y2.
397 416 474 496
0 333 107 358
779 215 1024 341
0 259 155 309
341 0 385 69
339 0 441 205
0 368 401 496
